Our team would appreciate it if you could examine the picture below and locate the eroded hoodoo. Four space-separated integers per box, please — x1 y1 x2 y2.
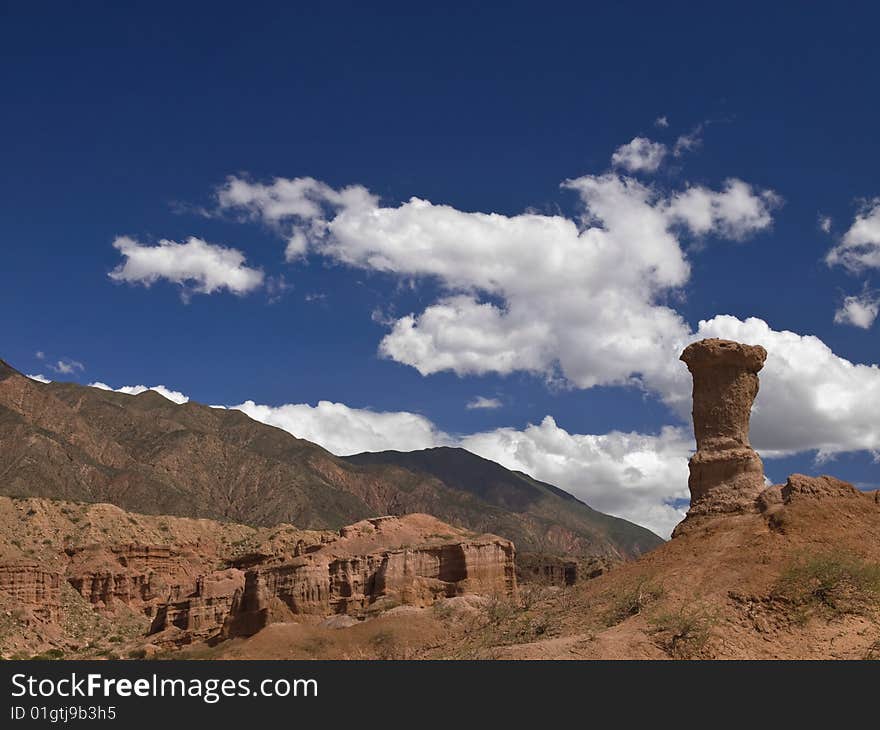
676 338 767 531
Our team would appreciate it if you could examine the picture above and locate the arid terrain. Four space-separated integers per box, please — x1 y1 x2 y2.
200 474 880 660
1 341 879 660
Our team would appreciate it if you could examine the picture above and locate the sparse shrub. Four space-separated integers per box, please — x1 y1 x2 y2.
484 595 519 625
773 551 880 622
518 582 552 611
648 605 714 659
370 629 401 660
31 648 65 660
529 614 558 637
432 601 456 621
297 636 330 657
603 576 664 626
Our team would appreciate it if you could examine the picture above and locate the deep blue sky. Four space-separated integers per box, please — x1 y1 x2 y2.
2 2 878 493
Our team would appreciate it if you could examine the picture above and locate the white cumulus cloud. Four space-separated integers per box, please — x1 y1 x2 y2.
833 293 878 329
231 400 451 455
109 236 264 298
611 137 668 173
692 316 880 459
49 358 84 375
216 170 776 400
665 179 780 239
825 202 880 330
826 200 880 272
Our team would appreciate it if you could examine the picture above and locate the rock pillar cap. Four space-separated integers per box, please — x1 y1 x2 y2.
680 338 767 373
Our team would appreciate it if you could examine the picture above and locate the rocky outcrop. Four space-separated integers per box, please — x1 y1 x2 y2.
675 341 868 538
66 544 205 614
517 554 578 586
221 515 516 638
677 338 767 527
0 564 62 622
0 494 516 652
780 473 863 502
759 473 864 515
149 569 245 637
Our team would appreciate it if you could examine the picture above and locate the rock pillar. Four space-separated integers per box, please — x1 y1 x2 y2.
679 338 767 519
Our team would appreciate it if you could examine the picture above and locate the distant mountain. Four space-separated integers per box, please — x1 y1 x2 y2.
345 448 663 557
0 359 662 557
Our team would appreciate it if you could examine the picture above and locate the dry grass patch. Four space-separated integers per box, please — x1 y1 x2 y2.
772 551 880 623
648 604 714 659
602 575 665 627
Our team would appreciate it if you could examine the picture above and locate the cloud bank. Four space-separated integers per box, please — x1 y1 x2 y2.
216 171 777 404
211 169 880 458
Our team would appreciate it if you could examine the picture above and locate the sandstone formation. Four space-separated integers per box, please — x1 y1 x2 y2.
0 497 516 655
66 544 205 613
0 564 62 623
758 473 865 518
516 554 578 586
220 515 516 639
677 338 767 526
149 570 245 637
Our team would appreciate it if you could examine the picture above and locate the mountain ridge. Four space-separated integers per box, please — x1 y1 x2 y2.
0 362 662 557
345 446 661 557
